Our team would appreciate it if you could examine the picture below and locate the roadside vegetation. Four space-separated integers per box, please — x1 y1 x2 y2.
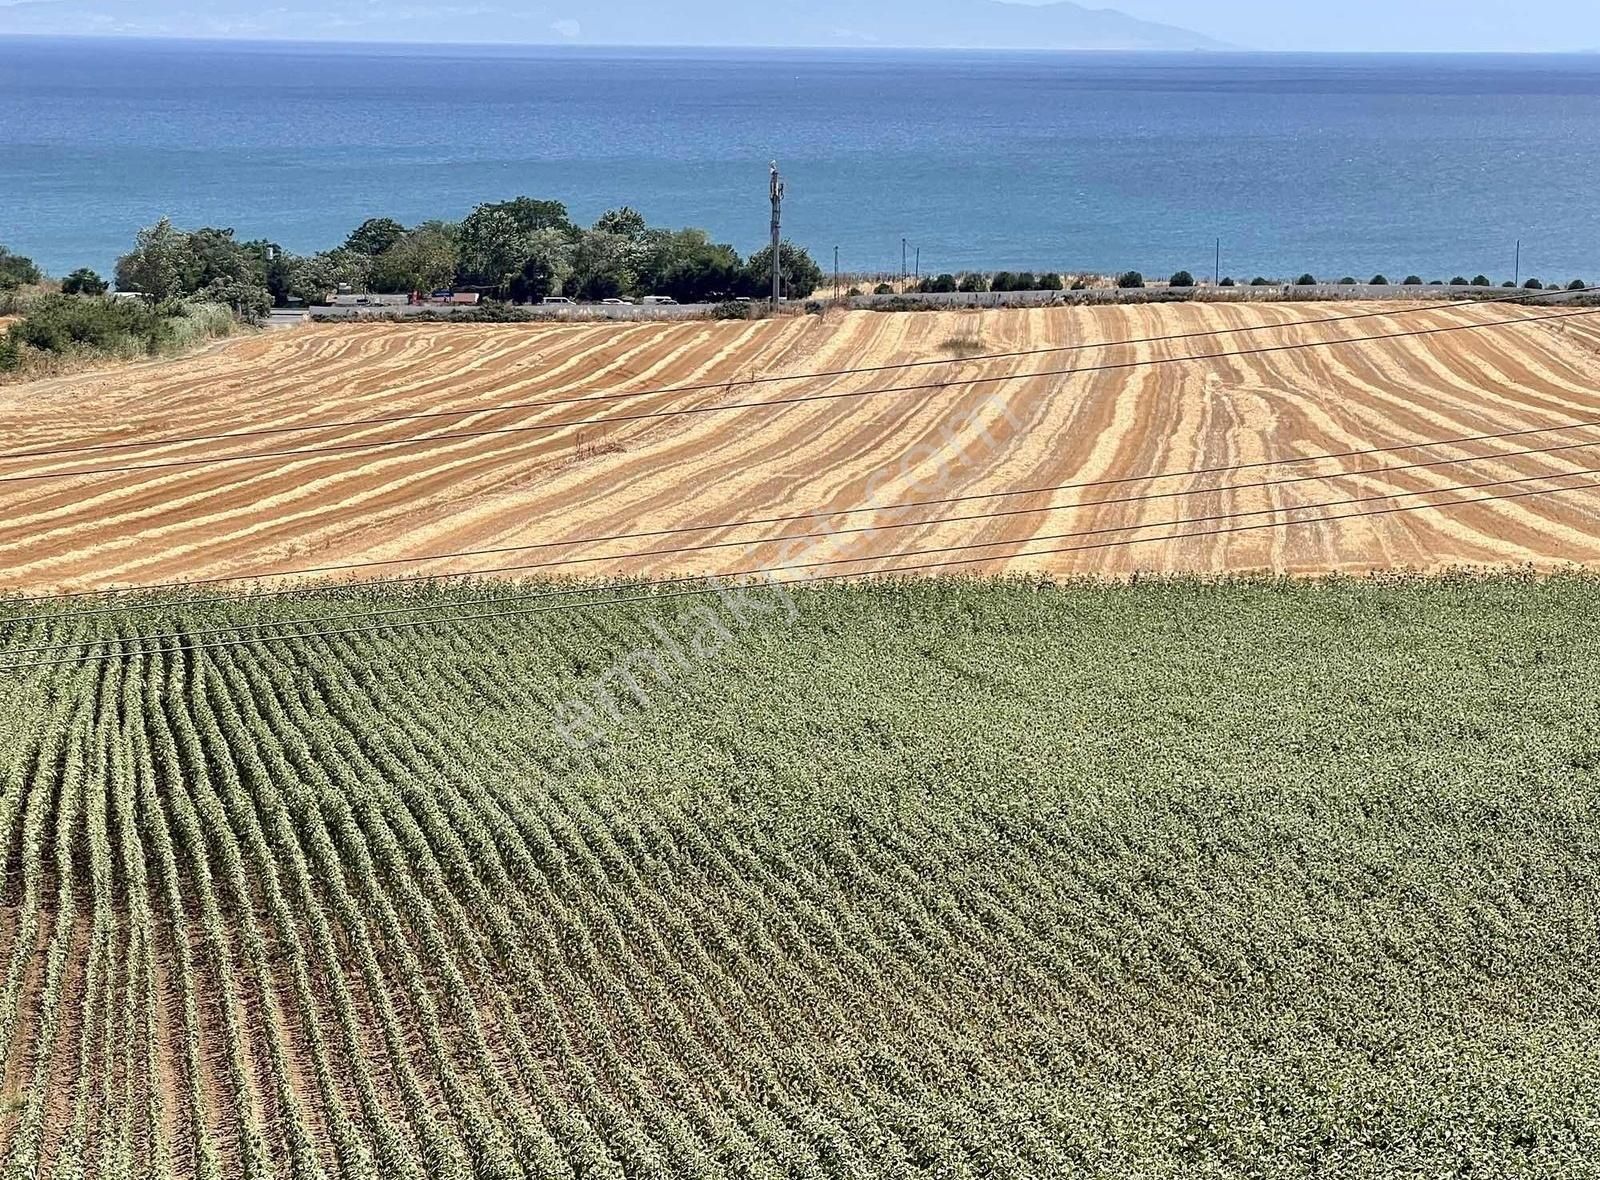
0 572 1596 1176
0 293 237 379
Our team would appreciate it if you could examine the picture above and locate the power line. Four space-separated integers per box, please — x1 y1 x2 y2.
13 422 1600 624
4 301 1599 489
14 474 1599 672
11 461 1600 665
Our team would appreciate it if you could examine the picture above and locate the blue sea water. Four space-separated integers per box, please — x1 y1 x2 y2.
3 37 1600 283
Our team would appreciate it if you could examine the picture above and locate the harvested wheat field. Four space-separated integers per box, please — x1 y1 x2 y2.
3 301 1600 594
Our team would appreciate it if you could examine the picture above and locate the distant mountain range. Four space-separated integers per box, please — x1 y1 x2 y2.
0 0 1230 50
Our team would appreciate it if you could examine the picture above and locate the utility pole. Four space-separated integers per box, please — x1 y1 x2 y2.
769 161 784 307
834 245 840 301
1214 238 1220 286
1514 239 1521 287
914 246 920 282
901 237 908 289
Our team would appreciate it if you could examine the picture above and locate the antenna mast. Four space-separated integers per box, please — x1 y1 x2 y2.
769 161 784 306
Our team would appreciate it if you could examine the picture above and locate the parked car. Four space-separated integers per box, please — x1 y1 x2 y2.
601 298 630 305
640 295 678 306
541 296 576 305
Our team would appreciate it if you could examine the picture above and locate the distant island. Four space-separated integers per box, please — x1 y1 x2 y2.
0 0 1228 50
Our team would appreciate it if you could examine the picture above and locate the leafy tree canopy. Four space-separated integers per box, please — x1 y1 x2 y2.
0 246 43 290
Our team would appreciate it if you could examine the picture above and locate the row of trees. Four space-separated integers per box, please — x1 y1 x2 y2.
1133 271 1587 291
101 199 825 314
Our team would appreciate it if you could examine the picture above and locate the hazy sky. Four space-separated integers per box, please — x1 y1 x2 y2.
1081 0 1600 53
2 0 1597 51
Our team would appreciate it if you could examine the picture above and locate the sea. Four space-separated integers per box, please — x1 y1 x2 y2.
3 36 1600 283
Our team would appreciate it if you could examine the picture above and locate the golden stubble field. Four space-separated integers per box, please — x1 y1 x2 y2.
4 301 1600 594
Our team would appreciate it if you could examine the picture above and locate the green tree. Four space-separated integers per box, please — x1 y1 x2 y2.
1037 273 1063 291
202 276 271 323
922 273 958 294
1168 271 1195 288
743 242 823 299
114 218 189 299
1219 277 1236 287
992 272 1016 293
344 217 407 257
370 223 460 293
1370 274 1390 286
593 207 649 239
286 249 370 304
958 273 988 293
1570 279 1589 291
457 197 576 295
1472 275 1491 287
1116 271 1145 289
0 246 42 290
1402 275 1423 285
1250 276 1272 287
569 230 637 301
1339 277 1358 285
1295 273 1317 286
507 228 575 303
1449 276 1469 286
1524 278 1544 290
60 268 108 296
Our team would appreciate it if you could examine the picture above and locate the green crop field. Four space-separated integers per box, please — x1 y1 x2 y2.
0 574 1596 1179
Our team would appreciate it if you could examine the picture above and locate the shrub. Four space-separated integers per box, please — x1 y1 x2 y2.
1524 278 1544 290
921 273 958 294
1571 279 1589 291
1 294 237 376
958 273 988 293
1503 281 1517 288
1295 274 1317 286
1037 273 1063 291
1371 275 1390 286
1013 272 1037 292
1219 277 1236 288
710 300 749 320
1403 275 1423 285
846 286 862 297
60 268 109 296
941 334 987 358
991 272 1016 293
1339 277 1358 285
0 246 43 290
1116 271 1145 289
1249 277 1272 287
1168 271 1195 288
874 283 894 296
1449 276 1469 286
1070 278 1088 291
1472 275 1491 287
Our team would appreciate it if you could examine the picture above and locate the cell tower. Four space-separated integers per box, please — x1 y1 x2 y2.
769 161 785 306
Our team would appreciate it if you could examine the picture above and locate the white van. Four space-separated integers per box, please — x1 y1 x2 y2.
640 295 678 306
541 296 576 306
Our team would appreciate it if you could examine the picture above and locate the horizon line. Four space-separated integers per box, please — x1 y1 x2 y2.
3 32 1599 56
